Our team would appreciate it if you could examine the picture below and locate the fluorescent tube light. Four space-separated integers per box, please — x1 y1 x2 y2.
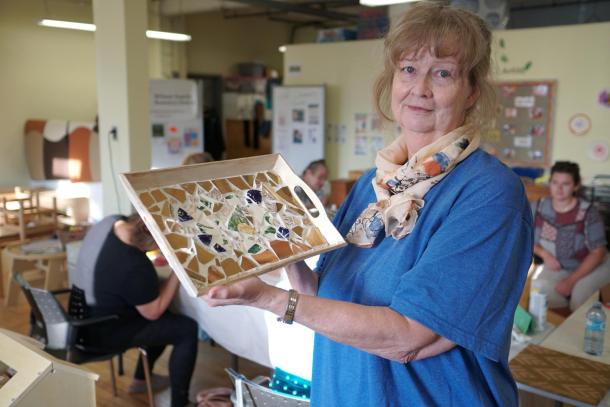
39 19 95 31
360 0 419 6
38 19 191 42
145 30 191 42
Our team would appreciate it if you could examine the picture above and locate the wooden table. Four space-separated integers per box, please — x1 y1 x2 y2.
512 292 610 406
2 241 66 306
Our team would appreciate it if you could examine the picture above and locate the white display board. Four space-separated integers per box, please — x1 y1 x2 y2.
272 85 325 175
150 79 204 169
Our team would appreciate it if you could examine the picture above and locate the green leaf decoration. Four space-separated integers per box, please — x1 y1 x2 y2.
524 61 532 70
500 55 508 63
264 226 276 235
499 38 505 48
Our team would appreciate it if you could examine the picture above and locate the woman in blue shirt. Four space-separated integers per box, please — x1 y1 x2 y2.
204 3 533 406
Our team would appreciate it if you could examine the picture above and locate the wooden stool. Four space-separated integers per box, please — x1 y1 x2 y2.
2 240 66 306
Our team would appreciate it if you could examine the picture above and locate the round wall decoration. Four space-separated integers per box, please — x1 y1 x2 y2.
568 113 591 136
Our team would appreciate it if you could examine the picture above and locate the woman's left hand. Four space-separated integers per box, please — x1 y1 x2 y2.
555 277 574 297
200 277 273 308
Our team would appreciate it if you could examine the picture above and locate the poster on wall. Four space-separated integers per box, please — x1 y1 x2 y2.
482 80 555 167
150 79 204 168
272 85 325 175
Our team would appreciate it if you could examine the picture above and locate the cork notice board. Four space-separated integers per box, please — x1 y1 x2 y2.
483 80 555 167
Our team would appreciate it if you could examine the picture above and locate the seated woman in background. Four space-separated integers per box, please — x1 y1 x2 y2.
532 161 610 311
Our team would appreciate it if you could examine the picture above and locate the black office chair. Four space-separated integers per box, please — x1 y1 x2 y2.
226 368 310 407
13 273 155 406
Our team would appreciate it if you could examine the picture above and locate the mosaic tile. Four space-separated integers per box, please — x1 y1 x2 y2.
136 170 329 288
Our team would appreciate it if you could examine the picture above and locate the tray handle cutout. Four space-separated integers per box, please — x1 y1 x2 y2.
293 185 320 218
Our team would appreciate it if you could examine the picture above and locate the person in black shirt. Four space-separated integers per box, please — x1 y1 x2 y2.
74 214 197 407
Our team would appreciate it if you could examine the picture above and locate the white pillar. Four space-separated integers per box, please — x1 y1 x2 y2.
93 0 150 215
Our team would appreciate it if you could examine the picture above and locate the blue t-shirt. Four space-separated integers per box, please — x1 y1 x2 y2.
311 149 533 406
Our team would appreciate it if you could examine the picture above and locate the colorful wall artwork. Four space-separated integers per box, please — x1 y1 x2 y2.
24 119 100 182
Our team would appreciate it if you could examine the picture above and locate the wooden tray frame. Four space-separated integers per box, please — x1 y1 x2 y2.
121 154 346 296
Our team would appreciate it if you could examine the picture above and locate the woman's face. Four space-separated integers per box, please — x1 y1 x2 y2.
550 172 578 201
391 49 479 139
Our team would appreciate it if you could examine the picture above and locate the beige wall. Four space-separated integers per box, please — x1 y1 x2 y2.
185 11 291 75
0 0 97 187
284 22 610 183
0 0 173 188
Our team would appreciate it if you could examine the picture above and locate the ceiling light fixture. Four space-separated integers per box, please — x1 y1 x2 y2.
278 45 287 53
359 0 419 6
38 19 192 42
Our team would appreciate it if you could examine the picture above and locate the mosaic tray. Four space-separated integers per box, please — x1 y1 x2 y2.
121 154 346 296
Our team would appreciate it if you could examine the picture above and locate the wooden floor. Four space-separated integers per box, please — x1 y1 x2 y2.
0 292 271 406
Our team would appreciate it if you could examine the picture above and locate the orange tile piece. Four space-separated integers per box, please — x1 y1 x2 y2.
220 258 242 276
161 201 171 217
151 189 165 202
175 251 189 264
255 173 268 185
187 257 199 273
276 186 298 206
228 176 249 190
163 187 186 203
152 214 165 231
195 243 215 264
252 250 279 265
139 191 155 208
243 174 254 187
270 240 293 259
293 226 304 237
207 266 225 283
181 182 197 194
240 257 257 270
166 233 188 249
212 179 233 194
198 181 213 192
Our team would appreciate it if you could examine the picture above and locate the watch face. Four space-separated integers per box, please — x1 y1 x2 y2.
568 113 591 136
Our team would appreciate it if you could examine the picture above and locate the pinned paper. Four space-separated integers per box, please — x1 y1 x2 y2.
355 113 367 134
515 96 535 108
533 85 548 96
514 136 533 148
528 107 544 120
354 135 367 156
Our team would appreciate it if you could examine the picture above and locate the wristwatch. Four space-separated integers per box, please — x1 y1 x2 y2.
277 289 299 324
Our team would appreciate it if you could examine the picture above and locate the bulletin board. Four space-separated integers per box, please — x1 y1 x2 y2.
483 80 556 167
272 85 325 175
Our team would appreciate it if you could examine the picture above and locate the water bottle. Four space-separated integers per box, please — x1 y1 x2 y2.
584 302 606 356
529 278 547 332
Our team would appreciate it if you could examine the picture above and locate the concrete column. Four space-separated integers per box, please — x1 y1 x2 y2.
93 0 150 215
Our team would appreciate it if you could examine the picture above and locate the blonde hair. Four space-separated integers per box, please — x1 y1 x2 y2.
373 2 495 131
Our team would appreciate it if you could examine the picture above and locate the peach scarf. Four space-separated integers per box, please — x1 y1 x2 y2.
346 125 480 247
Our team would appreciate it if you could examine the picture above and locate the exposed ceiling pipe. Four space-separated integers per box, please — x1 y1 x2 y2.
227 0 360 23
